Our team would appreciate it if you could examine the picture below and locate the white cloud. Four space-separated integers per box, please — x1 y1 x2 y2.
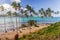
2 4 11 9
51 13 60 17
0 3 16 14
12 0 21 3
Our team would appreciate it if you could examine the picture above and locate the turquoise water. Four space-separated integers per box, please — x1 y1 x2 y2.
0 17 60 32
21 17 60 23
0 17 60 24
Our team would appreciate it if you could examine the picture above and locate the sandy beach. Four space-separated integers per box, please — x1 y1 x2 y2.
0 24 49 40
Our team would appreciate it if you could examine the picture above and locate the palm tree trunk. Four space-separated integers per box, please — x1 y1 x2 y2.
19 16 20 28
16 16 18 32
4 15 6 33
10 16 15 31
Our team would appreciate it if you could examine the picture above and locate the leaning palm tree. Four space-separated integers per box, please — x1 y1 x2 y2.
7 11 15 31
0 6 7 33
26 5 37 17
25 5 37 34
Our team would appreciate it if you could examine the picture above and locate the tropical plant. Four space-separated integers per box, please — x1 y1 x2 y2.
26 5 37 17
38 8 58 24
13 12 18 29
19 22 60 40
12 2 22 40
24 10 29 18
7 11 15 31
11 2 17 10
27 20 37 26
39 8 54 17
0 6 7 32
12 1 21 29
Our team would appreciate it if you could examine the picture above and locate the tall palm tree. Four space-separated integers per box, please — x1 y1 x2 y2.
12 2 21 30
46 8 55 17
25 5 37 34
39 8 54 17
39 8 57 24
13 12 18 30
0 6 7 33
20 9 24 24
39 8 45 24
39 8 45 17
7 11 15 31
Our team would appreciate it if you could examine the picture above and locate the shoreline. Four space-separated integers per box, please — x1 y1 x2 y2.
0 24 50 40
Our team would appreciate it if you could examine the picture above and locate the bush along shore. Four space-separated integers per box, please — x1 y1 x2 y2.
19 22 60 40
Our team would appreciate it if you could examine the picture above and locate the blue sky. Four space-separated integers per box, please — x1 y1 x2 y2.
0 0 60 17
0 0 60 11
20 0 60 12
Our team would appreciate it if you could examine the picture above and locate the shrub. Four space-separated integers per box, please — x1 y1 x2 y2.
19 22 60 40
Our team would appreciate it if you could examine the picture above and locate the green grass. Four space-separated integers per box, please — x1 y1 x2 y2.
19 22 60 40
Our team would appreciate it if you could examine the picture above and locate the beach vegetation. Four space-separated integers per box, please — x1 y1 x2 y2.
19 22 60 40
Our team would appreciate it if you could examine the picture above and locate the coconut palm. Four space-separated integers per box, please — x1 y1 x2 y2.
12 2 21 30
13 12 18 30
55 11 59 14
7 11 15 31
46 8 55 17
12 2 22 40
25 5 38 34
0 6 7 32
21 9 24 14
11 2 17 10
26 5 37 17
39 8 45 24
17 3 21 28
39 8 57 24
39 9 44 17
39 8 54 17
24 10 29 18
12 2 21 10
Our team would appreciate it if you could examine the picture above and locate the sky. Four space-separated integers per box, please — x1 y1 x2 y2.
0 0 60 17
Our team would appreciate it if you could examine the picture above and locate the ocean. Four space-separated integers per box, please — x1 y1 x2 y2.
0 17 60 32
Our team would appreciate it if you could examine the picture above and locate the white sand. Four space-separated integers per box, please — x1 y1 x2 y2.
0 24 49 40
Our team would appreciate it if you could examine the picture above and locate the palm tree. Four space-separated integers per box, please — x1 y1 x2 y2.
26 5 37 17
0 6 7 33
39 8 45 24
25 5 37 35
39 8 45 17
11 2 17 10
39 8 59 24
12 2 21 40
24 10 29 18
7 11 15 31
13 12 18 30
39 8 55 17
46 8 55 17
12 1 21 28
55 11 59 14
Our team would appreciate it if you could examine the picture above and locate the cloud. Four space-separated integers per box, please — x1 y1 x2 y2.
11 0 21 3
0 4 16 13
